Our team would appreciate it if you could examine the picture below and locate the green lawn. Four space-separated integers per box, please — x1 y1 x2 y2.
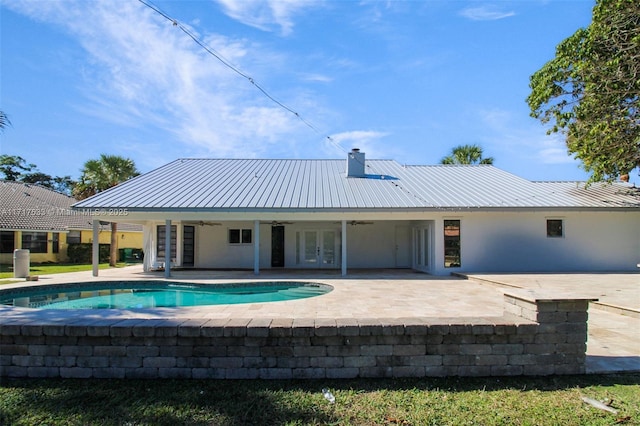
0 375 638 425
0 263 128 280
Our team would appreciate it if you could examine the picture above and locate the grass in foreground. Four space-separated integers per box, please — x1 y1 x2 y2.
0 374 638 425
0 263 128 280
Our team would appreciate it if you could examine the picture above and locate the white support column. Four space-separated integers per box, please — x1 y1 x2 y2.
341 220 347 276
142 224 151 272
92 220 99 277
175 223 183 267
254 220 260 275
165 219 171 278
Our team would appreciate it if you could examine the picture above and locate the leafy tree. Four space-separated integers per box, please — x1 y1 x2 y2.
21 172 57 187
51 176 76 194
0 154 75 194
0 155 36 181
74 154 140 266
440 144 494 165
21 172 76 194
527 0 640 182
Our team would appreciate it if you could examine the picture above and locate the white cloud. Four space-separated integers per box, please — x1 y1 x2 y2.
299 73 334 83
214 0 319 36
459 5 515 21
478 108 512 129
5 0 312 158
327 130 390 157
477 108 577 165
536 136 575 164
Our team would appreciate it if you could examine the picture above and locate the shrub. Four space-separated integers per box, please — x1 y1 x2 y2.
67 243 110 264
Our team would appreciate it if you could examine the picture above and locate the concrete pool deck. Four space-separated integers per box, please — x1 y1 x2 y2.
1 266 638 375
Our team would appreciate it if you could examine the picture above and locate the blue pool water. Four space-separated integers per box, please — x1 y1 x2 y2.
0 281 332 309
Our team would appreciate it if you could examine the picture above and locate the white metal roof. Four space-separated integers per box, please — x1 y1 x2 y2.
71 158 640 211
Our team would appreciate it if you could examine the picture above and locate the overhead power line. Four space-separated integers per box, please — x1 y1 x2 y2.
137 0 346 155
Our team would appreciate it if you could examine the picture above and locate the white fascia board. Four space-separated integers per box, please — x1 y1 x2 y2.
72 206 640 224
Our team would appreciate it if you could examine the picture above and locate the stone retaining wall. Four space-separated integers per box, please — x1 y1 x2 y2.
0 291 595 379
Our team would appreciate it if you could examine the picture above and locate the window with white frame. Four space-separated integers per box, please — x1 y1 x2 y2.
156 225 177 260
546 219 564 238
229 228 252 244
22 232 48 253
67 230 81 244
444 220 461 268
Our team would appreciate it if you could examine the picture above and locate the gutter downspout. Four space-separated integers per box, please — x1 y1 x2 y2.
254 220 260 275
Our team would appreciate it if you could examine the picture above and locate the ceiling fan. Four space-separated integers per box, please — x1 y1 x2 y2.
198 221 222 227
261 221 294 226
334 221 375 226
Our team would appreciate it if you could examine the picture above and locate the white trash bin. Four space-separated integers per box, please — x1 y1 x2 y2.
13 249 30 278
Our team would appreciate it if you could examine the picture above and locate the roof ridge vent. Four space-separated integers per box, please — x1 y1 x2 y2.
346 148 365 178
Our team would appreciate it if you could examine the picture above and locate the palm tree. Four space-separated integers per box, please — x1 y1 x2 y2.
74 154 140 267
440 144 494 165
0 110 10 131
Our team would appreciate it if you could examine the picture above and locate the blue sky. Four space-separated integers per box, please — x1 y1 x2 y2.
2 0 614 183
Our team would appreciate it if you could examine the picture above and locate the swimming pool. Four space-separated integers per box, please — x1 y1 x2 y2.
0 281 333 309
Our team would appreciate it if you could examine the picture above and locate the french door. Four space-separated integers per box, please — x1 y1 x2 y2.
300 230 339 268
413 223 433 273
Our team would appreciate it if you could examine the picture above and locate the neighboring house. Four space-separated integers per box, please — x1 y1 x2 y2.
0 180 143 265
72 150 640 276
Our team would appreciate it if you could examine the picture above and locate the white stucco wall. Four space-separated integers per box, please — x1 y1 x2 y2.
344 222 399 268
196 222 256 269
436 210 640 275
